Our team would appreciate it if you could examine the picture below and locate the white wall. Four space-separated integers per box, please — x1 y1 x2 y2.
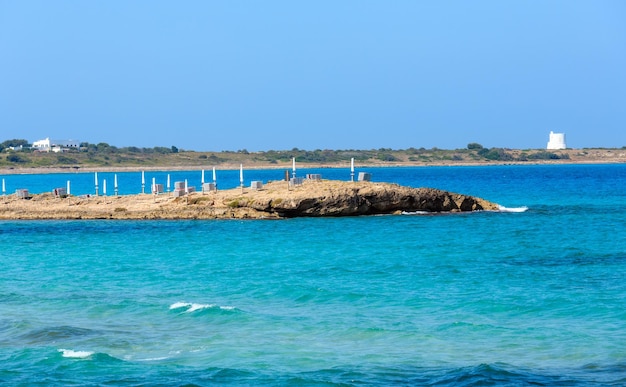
547 131 566 150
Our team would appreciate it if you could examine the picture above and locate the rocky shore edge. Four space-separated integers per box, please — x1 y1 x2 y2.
0 180 500 220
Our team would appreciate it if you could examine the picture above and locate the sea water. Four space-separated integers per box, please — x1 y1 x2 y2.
1 164 625 385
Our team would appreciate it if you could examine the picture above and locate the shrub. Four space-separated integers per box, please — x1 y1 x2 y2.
154 147 172 154
480 148 514 161
57 155 78 164
377 153 399 162
7 154 27 163
527 151 570 160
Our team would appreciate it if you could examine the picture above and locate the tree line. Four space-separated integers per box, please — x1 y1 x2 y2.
1 138 578 166
0 139 179 154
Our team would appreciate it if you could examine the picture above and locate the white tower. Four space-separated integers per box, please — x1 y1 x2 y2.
547 131 566 150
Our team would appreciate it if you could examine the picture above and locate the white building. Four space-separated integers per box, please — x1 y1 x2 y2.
546 131 566 150
32 137 80 153
32 138 51 151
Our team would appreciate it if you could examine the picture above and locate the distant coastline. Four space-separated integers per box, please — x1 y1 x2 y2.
1 147 624 175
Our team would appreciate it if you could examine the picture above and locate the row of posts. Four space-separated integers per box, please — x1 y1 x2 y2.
91 170 219 197
1 158 362 198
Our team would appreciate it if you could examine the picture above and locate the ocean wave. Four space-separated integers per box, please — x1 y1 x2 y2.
169 302 237 313
58 348 94 359
20 325 98 344
497 205 529 213
57 349 125 364
134 356 171 362
4 360 625 385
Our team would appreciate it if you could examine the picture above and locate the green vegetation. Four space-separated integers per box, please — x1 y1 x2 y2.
0 139 29 151
0 138 599 169
477 147 514 161
6 154 28 163
525 151 570 160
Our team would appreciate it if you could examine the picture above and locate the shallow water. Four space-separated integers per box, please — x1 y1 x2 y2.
1 164 625 385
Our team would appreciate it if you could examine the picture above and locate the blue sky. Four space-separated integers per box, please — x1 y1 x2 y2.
1 1 625 151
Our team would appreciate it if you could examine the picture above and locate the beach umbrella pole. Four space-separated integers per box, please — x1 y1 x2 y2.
213 167 217 192
351 158 355 182
240 164 244 193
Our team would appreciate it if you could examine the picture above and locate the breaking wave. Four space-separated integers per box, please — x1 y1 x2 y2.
169 302 236 313
58 349 95 359
497 205 529 213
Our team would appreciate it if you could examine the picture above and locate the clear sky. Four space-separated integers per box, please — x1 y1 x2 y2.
1 1 625 151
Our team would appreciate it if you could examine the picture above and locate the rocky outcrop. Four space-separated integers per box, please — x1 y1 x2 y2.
0 180 499 220
245 182 497 217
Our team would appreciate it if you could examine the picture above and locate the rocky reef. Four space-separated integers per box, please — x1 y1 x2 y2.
0 180 499 220
244 180 497 217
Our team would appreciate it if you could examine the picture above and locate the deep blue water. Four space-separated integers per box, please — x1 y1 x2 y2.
1 164 625 385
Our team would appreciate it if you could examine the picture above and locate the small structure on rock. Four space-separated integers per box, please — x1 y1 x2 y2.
16 189 31 199
358 172 372 182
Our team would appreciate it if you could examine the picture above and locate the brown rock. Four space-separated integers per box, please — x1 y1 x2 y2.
0 180 499 220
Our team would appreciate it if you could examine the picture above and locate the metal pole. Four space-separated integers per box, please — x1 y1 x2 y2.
240 164 244 193
351 157 355 182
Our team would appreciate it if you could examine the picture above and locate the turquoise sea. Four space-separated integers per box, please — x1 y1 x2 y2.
1 164 625 386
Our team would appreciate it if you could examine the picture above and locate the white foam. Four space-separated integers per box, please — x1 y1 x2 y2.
169 302 191 310
401 211 430 215
170 302 235 313
58 349 94 358
497 205 529 213
187 303 215 312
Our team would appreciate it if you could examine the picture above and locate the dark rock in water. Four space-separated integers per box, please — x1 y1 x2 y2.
246 181 498 217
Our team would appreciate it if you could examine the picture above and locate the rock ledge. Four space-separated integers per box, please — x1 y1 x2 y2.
0 180 499 220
